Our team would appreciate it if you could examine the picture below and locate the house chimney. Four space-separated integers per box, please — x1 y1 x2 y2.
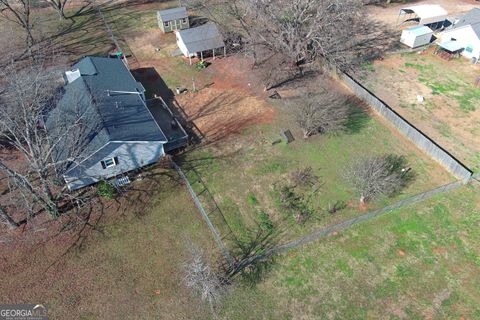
65 68 81 84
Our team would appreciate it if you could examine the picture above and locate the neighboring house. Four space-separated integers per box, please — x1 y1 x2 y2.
157 7 189 33
46 57 187 190
400 25 433 48
437 8 480 62
175 23 226 64
397 5 448 29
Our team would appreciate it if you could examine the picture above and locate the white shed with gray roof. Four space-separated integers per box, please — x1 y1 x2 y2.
175 23 225 64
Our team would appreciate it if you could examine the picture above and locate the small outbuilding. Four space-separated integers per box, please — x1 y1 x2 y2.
157 7 189 33
400 25 433 48
437 8 480 63
175 23 226 64
397 5 448 29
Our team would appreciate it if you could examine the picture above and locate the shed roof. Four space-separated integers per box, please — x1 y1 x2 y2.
453 8 480 38
405 25 433 36
438 40 465 52
177 23 225 53
46 57 167 173
158 7 187 22
400 5 448 25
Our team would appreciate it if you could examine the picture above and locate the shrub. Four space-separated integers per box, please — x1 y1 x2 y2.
247 193 259 206
290 167 319 187
97 181 117 199
277 184 314 224
258 211 274 233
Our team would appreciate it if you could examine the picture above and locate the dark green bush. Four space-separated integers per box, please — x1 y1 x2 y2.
258 211 273 233
97 181 117 199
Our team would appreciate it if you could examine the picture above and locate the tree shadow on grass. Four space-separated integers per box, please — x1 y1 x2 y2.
344 99 372 134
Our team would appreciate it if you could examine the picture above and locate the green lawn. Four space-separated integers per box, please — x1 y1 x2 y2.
403 59 480 112
220 184 480 319
179 100 453 250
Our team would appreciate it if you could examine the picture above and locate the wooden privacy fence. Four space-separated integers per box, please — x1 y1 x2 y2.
330 68 473 183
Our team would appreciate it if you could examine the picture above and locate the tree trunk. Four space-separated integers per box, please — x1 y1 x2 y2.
360 194 366 205
0 206 19 230
56 5 67 20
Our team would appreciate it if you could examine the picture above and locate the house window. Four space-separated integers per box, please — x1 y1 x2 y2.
101 157 118 169
164 21 170 27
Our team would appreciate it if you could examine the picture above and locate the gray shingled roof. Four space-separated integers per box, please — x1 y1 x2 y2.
158 7 187 22
46 57 166 173
454 8 480 38
177 23 225 53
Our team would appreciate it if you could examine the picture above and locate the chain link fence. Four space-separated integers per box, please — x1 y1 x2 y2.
172 161 236 266
256 179 465 260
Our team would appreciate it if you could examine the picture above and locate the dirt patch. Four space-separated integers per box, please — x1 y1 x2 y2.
367 0 479 27
363 48 480 169
176 87 275 141
206 55 270 97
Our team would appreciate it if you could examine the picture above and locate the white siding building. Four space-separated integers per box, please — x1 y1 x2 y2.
400 26 433 48
437 8 480 62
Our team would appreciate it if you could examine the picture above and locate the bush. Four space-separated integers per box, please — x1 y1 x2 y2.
258 211 274 233
290 167 319 187
277 184 314 224
247 193 259 206
97 181 117 199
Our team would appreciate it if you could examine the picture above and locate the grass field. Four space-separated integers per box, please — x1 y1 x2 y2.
2 2 479 319
179 97 454 249
0 170 215 320
362 50 480 171
220 184 480 319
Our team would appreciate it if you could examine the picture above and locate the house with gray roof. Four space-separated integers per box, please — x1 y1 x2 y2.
175 23 225 64
46 56 187 190
437 8 480 62
157 7 189 33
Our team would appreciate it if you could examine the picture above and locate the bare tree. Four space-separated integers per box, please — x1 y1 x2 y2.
42 0 69 19
345 154 413 204
0 54 96 225
294 89 349 138
183 244 227 315
0 0 35 49
0 205 19 230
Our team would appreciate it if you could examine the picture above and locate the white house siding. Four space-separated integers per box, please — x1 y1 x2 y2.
64 141 165 190
401 30 432 48
176 33 192 57
439 26 480 60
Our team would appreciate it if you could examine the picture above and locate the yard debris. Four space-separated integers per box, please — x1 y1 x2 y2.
269 90 281 99
271 139 282 145
176 87 187 94
417 95 424 103
280 129 295 144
